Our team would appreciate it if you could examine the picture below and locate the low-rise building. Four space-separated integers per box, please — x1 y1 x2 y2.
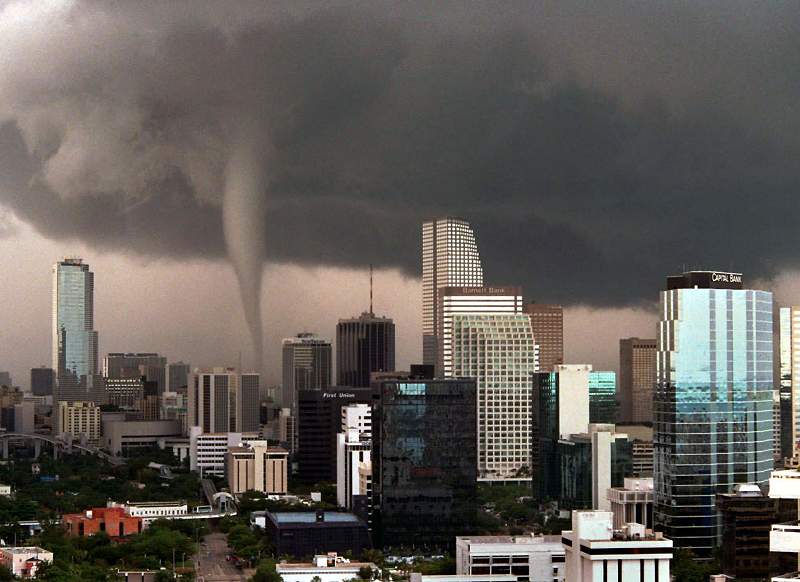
718 483 795 580
188 426 259 477
608 477 653 529
562 511 672 582
227 441 288 495
0 546 53 578
102 419 182 456
262 511 371 558
107 500 188 526
410 576 516 582
455 534 565 582
769 470 800 580
276 553 375 582
62 507 142 538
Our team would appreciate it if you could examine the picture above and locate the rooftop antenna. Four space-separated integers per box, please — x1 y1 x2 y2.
369 264 374 316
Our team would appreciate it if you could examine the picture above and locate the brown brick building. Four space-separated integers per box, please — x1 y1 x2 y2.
619 338 657 423
523 303 563 372
63 507 142 538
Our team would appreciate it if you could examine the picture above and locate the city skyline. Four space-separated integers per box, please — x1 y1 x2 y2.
6 228 800 390
3 2 800 578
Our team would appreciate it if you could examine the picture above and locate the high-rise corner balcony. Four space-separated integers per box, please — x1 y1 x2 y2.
770 522 800 553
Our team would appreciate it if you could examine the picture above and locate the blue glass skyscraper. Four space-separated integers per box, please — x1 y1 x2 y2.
52 258 98 398
589 371 617 424
653 271 773 556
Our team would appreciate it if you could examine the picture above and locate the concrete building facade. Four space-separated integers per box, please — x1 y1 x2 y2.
455 535 565 582
227 441 289 495
562 512 672 582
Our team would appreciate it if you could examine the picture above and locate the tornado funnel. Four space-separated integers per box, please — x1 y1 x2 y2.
223 139 266 372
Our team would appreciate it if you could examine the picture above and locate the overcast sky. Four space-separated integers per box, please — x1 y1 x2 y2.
2 1 800 386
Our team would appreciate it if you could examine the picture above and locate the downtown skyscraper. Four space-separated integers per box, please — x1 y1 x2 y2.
653 271 773 556
188 368 260 433
618 337 657 423
336 313 395 388
443 285 537 482
52 258 99 401
281 333 332 409
422 217 484 373
778 307 800 459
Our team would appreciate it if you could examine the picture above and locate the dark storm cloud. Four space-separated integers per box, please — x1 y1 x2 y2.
1 0 799 305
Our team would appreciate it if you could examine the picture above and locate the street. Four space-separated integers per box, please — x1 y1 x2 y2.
195 532 253 581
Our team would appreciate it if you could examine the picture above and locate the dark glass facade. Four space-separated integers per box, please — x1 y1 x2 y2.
372 377 477 549
558 436 592 508
262 511 371 557
589 371 617 424
654 273 774 556
297 388 375 483
337 313 395 388
558 433 632 510
30 367 55 396
717 490 796 580
533 372 560 501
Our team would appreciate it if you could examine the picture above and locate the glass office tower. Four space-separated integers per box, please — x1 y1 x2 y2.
654 271 773 556
589 371 617 424
337 313 395 388
52 258 98 396
372 374 477 549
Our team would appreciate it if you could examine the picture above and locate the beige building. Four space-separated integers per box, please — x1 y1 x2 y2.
227 440 288 495
618 338 657 423
57 401 101 442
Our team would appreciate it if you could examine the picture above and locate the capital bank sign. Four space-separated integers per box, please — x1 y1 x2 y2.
711 272 742 284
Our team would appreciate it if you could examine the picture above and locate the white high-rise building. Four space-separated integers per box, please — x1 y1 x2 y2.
440 286 535 376
337 429 372 510
449 311 537 481
422 218 484 371
337 403 372 510
341 403 371 439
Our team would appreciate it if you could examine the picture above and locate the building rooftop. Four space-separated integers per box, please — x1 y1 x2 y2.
277 562 374 570
124 500 186 507
0 547 50 554
458 534 562 545
270 511 361 524
666 270 743 290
